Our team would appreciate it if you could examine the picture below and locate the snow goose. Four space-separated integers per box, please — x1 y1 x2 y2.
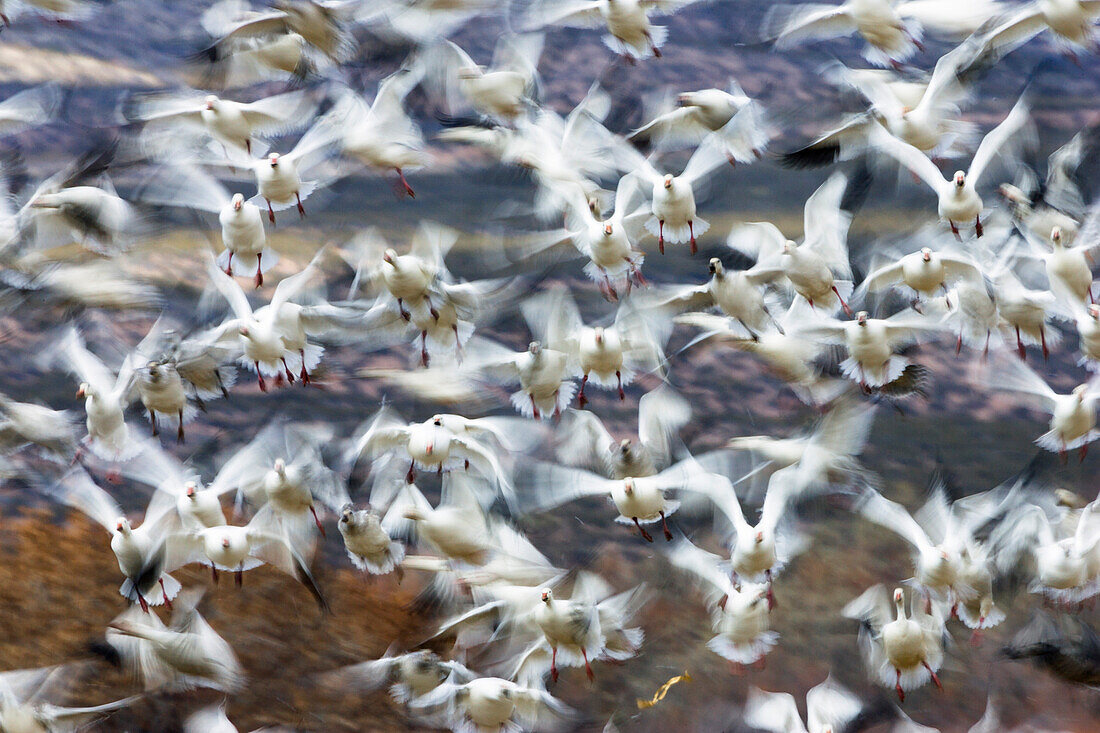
518 174 648 301
463 337 578 420
50 327 140 463
348 408 518 491
629 81 770 165
862 244 981 306
990 498 1100 605
511 573 649 683
794 308 942 388
0 391 78 462
199 0 362 65
970 0 1100 59
675 301 846 405
140 164 276 287
855 486 972 617
38 466 181 612
328 70 427 198
724 396 877 489
621 135 729 252
660 256 781 337
843 585 946 702
0 664 138 733
982 352 1100 459
411 674 571 733
554 384 690 478
527 285 670 406
209 115 339 225
762 0 1003 67
781 49 983 168
521 456 732 542
666 537 777 667
744 674 880 733
123 88 317 158
1069 301 1100 367
174 504 328 609
999 128 1090 245
103 590 243 693
425 34 543 125
205 250 355 390
867 96 1034 238
22 144 140 254
987 260 1064 360
320 647 476 705
115 445 234 532
337 502 406 575
185 702 287 733
727 172 860 315
128 323 239 406
379 476 499 565
1017 224 1096 306
523 0 709 59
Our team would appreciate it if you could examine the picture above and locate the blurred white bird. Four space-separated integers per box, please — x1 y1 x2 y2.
411 673 571 733
524 0 711 59
425 34 543 125
630 82 770 165
867 96 1034 238
320 647 476 705
843 584 946 702
0 664 138 733
744 675 871 733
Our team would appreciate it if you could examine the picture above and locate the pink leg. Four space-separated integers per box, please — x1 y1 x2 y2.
398 298 410 321
420 332 429 367
396 168 415 198
923 661 943 690
298 348 311 384
310 505 326 537
177 410 185 444
765 568 776 610
658 220 665 254
136 592 149 614
832 285 852 316
405 463 416 484
159 578 172 610
895 668 905 702
1041 327 1049 360
254 252 263 288
551 647 559 683
266 199 275 225
530 395 540 420
255 363 267 392
212 566 219 584
633 517 654 542
281 357 296 383
296 192 305 219
975 215 983 238
578 374 589 407
582 647 595 681
689 221 697 254
616 370 625 400
949 220 960 240
660 510 672 541
1015 326 1026 360
224 251 234 276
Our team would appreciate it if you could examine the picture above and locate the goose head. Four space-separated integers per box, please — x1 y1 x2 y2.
618 438 633 459
273 458 287 477
920 247 932 262
855 311 869 326
540 588 553 603
184 481 198 500
754 530 764 545
676 92 694 107
708 257 724 277
893 587 906 618
1088 304 1100 320
76 382 91 399
115 517 132 535
953 171 966 188
268 153 280 168
238 324 251 338
662 174 674 190
1051 225 1064 247
340 504 354 524
231 193 244 212
1072 384 1088 402
146 361 163 382
221 537 231 549
782 239 796 254
203 95 218 111
593 327 605 346
623 478 635 496
528 340 542 356
603 222 614 237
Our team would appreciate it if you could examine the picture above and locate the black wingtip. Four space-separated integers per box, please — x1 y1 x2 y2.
776 144 841 170
88 639 122 667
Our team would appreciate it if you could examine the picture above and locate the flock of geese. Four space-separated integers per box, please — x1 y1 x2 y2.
1 0 1100 731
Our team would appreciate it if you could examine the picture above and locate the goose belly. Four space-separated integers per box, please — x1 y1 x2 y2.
938 187 982 223
220 207 265 255
652 185 695 224
257 166 300 203
140 376 186 414
1052 401 1094 441
902 260 945 294
612 488 664 520
883 622 926 668
465 689 514 727
204 107 250 148
1041 0 1092 39
342 521 391 556
1047 253 1092 299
